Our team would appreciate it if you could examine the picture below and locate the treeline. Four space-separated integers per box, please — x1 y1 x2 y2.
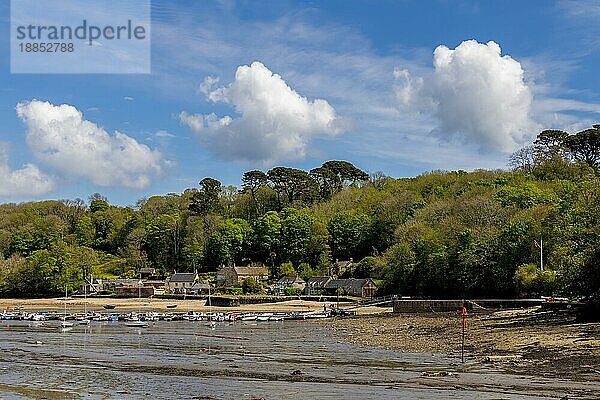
1 126 600 303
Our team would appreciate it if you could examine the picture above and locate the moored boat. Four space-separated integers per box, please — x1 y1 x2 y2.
305 312 329 319
125 321 148 328
60 320 74 328
256 313 273 321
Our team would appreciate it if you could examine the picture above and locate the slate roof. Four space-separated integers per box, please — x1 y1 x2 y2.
169 272 198 283
277 276 306 286
324 278 376 293
233 266 269 276
139 267 156 274
305 276 332 289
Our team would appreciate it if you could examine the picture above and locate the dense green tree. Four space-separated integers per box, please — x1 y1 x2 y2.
297 262 314 280
534 129 569 156
0 229 10 257
309 166 339 199
204 218 252 266
241 277 262 294
242 170 268 215
279 209 314 266
75 216 95 247
380 242 416 294
267 167 319 207
189 177 222 215
564 125 600 168
182 241 204 272
279 261 295 278
328 210 372 260
251 211 281 262
354 256 378 278
89 199 110 213
322 160 369 189
514 263 556 297
144 214 181 272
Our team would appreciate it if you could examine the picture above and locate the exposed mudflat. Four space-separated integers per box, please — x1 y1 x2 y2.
326 307 600 382
0 313 599 399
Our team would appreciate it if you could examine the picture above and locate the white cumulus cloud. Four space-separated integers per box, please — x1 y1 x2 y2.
16 100 164 189
0 144 55 197
180 61 345 164
394 40 534 153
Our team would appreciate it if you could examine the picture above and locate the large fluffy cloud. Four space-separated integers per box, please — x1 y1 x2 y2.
16 100 164 189
180 61 345 164
0 144 54 197
394 40 534 152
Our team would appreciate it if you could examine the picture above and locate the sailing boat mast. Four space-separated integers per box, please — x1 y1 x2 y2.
84 274 87 317
61 285 74 328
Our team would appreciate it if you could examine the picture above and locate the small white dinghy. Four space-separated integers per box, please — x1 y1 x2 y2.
60 320 74 328
256 313 273 321
125 321 149 328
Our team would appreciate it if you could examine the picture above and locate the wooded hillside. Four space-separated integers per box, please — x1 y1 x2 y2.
1 126 600 302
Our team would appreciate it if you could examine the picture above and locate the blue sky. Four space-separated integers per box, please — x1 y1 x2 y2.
1 0 599 204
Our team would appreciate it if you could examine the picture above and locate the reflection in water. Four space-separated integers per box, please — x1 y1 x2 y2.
0 320 594 399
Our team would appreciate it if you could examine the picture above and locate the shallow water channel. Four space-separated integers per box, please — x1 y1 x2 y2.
0 320 597 399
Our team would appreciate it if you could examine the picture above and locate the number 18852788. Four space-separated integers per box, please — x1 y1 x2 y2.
19 42 74 52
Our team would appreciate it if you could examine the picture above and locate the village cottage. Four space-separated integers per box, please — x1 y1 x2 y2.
188 281 211 295
216 263 269 287
323 278 378 298
167 272 199 294
303 276 333 295
274 276 306 295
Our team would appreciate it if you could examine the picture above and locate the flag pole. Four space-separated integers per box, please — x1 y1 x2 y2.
540 237 543 272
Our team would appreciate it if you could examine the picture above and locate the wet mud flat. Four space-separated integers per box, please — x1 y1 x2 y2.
0 318 598 399
326 307 600 384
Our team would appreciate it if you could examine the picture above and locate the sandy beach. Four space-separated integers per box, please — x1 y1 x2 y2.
0 296 388 315
325 307 600 381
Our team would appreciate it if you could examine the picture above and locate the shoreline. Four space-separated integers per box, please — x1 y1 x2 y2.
0 297 388 315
